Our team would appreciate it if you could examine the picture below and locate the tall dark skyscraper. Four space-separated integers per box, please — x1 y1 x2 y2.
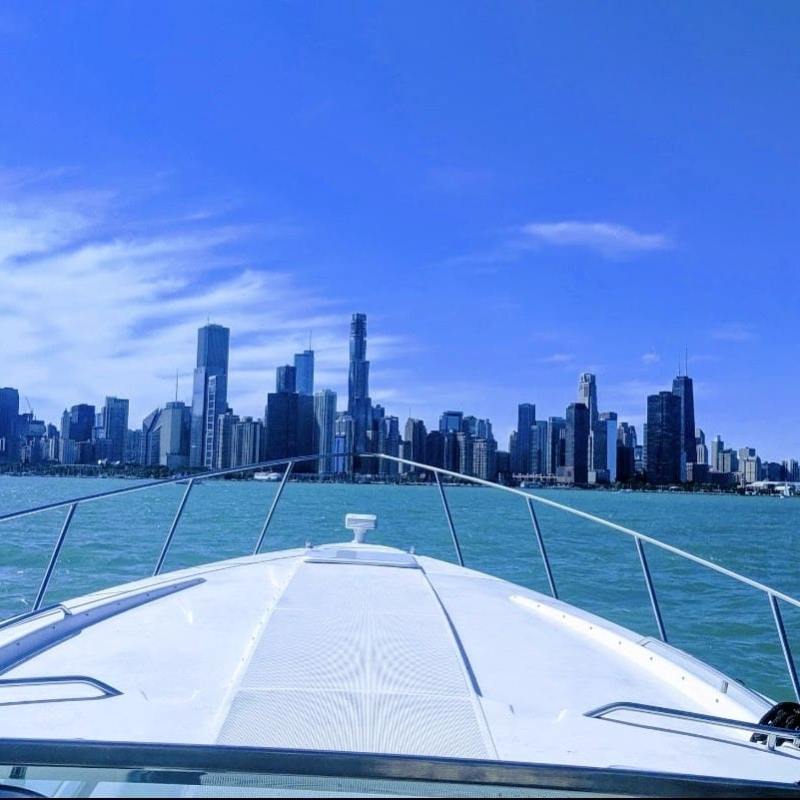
276 365 297 394
646 391 682 485
265 366 314 470
514 403 536 474
265 392 298 460
0 388 20 463
546 416 566 477
578 373 598 428
99 396 129 463
439 411 464 434
67 404 95 442
565 403 589 484
672 374 696 482
347 313 371 455
190 323 230 468
60 403 96 465
425 430 444 468
404 418 428 468
294 350 314 396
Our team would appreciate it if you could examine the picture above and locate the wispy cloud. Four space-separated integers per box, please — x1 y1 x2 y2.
0 173 406 425
521 221 671 257
641 351 660 365
711 323 756 342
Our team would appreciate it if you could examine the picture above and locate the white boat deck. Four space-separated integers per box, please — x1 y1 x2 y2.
0 541 798 784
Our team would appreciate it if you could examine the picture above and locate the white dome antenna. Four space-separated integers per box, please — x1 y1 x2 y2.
345 513 377 544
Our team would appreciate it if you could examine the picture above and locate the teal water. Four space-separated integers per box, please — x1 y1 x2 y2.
0 476 798 701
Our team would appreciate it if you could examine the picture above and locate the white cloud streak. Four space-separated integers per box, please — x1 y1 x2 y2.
0 176 406 426
522 221 671 257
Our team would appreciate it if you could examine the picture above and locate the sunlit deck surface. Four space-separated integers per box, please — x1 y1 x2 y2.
0 541 798 783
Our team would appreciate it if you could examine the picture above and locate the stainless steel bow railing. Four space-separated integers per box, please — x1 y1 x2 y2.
0 450 798 700
0 455 319 618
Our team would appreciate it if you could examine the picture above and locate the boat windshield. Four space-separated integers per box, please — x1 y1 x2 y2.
0 739 797 798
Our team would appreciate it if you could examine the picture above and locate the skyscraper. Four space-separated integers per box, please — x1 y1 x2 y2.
161 401 191 469
425 430 444 469
313 389 337 475
696 428 708 466
265 392 298 460
578 373 598 427
347 313 371 457
565 403 589 484
141 408 164 467
646 391 682 485
616 422 637 482
456 431 474 477
472 437 497 481
141 402 191 468
404 418 428 469
334 413 354 476
215 411 240 470
546 417 566 476
190 323 230 468
672 374 696 482
594 411 618 483
294 350 314 396
439 411 464 434
442 431 460 472
514 403 536 475
98 396 129 463
0 388 20 463
530 420 548 476
710 435 724 472
276 365 297 394
379 416 401 476
578 373 602 471
231 417 264 468
59 403 96 465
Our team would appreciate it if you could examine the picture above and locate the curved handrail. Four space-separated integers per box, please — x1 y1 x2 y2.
373 454 800 611
0 455 321 523
1 450 798 699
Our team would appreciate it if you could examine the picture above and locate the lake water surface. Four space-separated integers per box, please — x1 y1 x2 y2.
0 476 798 700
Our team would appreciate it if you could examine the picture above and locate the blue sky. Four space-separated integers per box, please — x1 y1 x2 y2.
0 1 798 459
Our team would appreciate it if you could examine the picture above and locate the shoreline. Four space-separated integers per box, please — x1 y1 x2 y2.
0 469 788 497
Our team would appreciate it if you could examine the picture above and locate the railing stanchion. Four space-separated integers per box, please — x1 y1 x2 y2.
768 593 800 702
33 503 77 612
634 537 667 643
253 461 294 555
153 479 195 576
434 471 464 567
526 497 558 599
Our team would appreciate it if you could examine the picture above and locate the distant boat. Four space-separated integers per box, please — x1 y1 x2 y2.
253 471 281 482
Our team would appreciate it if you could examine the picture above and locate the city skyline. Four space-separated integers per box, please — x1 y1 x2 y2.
0 312 795 466
1 3 799 459
2 312 797 487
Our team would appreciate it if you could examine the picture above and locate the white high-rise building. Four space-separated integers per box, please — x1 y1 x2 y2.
710 435 724 472
696 428 708 466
